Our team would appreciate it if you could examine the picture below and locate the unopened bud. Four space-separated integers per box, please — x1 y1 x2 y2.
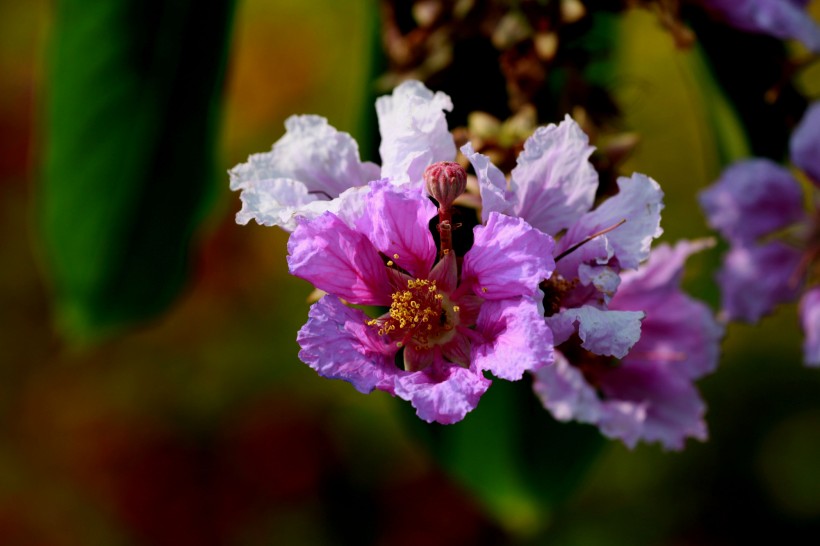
423 161 467 209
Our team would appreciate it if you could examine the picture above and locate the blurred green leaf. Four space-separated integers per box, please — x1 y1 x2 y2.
400 379 605 539
40 0 235 341
686 43 751 165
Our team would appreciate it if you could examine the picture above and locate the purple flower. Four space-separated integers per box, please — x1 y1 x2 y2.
463 116 664 359
698 0 820 52
464 115 721 448
801 287 820 366
533 240 724 450
289 180 555 423
699 102 820 366
230 81 455 230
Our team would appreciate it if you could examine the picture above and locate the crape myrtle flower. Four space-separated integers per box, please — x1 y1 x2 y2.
699 101 820 366
289 178 555 424
533 240 724 450
698 0 820 52
462 115 663 359
463 116 722 449
229 80 455 231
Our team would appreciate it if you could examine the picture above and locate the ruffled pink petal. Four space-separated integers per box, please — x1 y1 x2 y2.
533 352 708 451
509 115 599 235
287 212 392 306
790 101 820 187
393 356 491 424
356 180 437 277
532 352 605 423
699 159 806 244
297 296 398 394
616 239 713 297
545 305 644 358
717 241 803 322
472 296 553 380
594 361 708 451
376 81 456 185
558 174 664 272
620 292 723 380
799 287 820 367
460 142 513 222
461 212 555 300
531 352 646 446
230 115 380 228
612 240 724 379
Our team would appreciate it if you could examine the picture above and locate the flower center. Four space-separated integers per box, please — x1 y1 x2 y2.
559 335 619 389
541 275 577 317
368 278 457 348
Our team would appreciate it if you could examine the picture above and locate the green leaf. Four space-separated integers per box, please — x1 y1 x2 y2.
399 378 605 539
40 0 236 341
685 43 751 165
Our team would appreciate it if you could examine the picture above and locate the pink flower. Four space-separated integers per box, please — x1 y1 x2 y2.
463 116 664 359
289 180 555 423
533 240 724 449
464 115 721 448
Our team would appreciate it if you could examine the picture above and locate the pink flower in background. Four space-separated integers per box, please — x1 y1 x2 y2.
229 81 455 230
700 102 820 366
289 180 555 424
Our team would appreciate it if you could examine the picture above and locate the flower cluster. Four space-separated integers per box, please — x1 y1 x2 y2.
700 102 820 366
231 81 723 449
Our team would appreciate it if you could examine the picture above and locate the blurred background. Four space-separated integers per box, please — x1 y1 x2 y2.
2 0 820 544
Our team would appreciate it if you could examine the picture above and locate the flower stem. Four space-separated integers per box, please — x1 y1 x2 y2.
438 206 453 257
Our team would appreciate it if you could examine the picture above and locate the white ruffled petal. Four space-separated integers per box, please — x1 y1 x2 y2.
376 81 456 185
230 115 379 229
510 115 599 235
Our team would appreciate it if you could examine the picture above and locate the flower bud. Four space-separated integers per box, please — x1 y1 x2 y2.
423 161 467 209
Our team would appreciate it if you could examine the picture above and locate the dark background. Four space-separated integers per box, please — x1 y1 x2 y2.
1 1 819 544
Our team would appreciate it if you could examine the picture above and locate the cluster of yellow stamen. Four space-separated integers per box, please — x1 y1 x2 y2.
367 278 450 346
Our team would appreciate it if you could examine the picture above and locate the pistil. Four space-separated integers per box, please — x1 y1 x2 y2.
424 161 467 256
